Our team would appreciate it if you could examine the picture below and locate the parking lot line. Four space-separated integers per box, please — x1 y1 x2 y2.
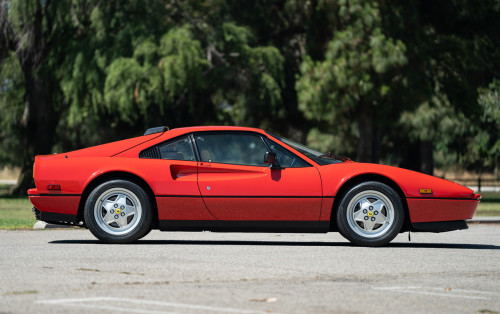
36 297 271 314
372 286 492 300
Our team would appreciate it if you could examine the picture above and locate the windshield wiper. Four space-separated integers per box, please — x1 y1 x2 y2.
318 152 351 162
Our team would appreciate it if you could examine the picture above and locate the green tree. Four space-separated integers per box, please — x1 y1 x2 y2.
391 0 500 174
0 0 87 194
0 0 287 194
467 79 500 173
296 0 407 162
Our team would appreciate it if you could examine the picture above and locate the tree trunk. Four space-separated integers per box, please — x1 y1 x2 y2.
11 72 57 195
419 140 434 175
357 101 380 163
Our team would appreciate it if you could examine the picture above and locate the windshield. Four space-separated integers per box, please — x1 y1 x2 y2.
268 133 347 165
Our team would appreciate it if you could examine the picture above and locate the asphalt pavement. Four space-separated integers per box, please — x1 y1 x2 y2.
0 225 499 314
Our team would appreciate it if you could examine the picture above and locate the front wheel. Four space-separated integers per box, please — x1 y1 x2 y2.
84 180 152 244
336 181 404 247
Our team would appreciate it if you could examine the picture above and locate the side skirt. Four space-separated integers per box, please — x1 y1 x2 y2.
159 220 330 233
411 220 468 233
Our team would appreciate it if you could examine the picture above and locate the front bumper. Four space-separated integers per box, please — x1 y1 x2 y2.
411 220 468 233
407 197 479 223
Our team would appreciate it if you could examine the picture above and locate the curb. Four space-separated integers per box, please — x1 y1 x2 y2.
33 221 75 229
467 217 500 224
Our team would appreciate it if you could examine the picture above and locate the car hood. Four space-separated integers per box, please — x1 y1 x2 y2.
318 162 477 199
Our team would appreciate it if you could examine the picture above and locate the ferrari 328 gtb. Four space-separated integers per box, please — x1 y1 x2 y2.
28 126 480 246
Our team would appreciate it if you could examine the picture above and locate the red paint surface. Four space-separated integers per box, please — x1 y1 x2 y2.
198 162 322 220
407 198 479 222
156 197 214 220
28 192 80 216
29 126 480 225
320 198 335 221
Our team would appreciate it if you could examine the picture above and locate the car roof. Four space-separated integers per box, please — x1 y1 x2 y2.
170 125 266 133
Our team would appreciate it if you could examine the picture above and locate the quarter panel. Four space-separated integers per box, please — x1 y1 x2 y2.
32 157 210 219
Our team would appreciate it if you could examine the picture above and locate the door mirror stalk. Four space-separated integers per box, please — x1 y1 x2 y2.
264 151 282 170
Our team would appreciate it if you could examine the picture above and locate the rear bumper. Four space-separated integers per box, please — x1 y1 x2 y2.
32 207 78 225
407 197 479 223
28 188 81 224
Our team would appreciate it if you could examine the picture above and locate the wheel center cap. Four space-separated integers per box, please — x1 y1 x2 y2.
115 208 121 214
367 211 374 217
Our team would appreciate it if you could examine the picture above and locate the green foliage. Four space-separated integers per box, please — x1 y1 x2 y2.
296 0 406 157
479 79 500 124
1 0 500 191
104 58 145 123
159 26 209 102
0 52 24 166
475 79 500 167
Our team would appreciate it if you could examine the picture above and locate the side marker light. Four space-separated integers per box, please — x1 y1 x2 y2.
419 188 432 194
47 184 61 191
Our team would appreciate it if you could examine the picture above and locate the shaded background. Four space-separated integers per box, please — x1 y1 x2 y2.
0 0 499 195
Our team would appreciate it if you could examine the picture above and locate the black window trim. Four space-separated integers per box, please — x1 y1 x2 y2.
139 134 197 162
265 131 342 166
191 130 312 168
139 130 313 168
192 131 269 167
262 136 312 168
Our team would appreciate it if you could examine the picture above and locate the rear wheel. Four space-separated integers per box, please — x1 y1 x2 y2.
84 180 152 243
336 181 404 247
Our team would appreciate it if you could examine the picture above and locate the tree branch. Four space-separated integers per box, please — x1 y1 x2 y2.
0 0 19 62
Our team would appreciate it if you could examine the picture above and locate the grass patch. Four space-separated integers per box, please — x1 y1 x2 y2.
0 184 12 194
476 202 500 217
6 290 38 295
479 192 500 202
0 197 36 229
475 192 500 217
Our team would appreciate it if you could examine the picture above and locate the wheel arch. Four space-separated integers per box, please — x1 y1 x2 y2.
330 173 411 232
77 171 159 229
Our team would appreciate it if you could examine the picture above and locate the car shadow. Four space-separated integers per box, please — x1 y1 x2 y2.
49 239 500 250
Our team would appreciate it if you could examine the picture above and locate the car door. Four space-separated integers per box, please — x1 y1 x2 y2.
194 132 323 221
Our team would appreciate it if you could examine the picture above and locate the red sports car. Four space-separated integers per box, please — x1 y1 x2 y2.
28 126 480 246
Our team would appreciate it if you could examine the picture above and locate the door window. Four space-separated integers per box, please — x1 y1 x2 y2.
195 133 268 166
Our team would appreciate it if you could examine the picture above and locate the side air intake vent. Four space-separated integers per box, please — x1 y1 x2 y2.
139 146 160 159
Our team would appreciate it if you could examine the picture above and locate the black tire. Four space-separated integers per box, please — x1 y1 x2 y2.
137 226 153 240
336 181 404 247
84 180 153 244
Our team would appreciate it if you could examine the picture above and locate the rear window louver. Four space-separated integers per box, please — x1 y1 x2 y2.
139 146 160 159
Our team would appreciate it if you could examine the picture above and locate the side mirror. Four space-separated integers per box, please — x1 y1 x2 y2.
264 151 277 164
264 151 281 169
